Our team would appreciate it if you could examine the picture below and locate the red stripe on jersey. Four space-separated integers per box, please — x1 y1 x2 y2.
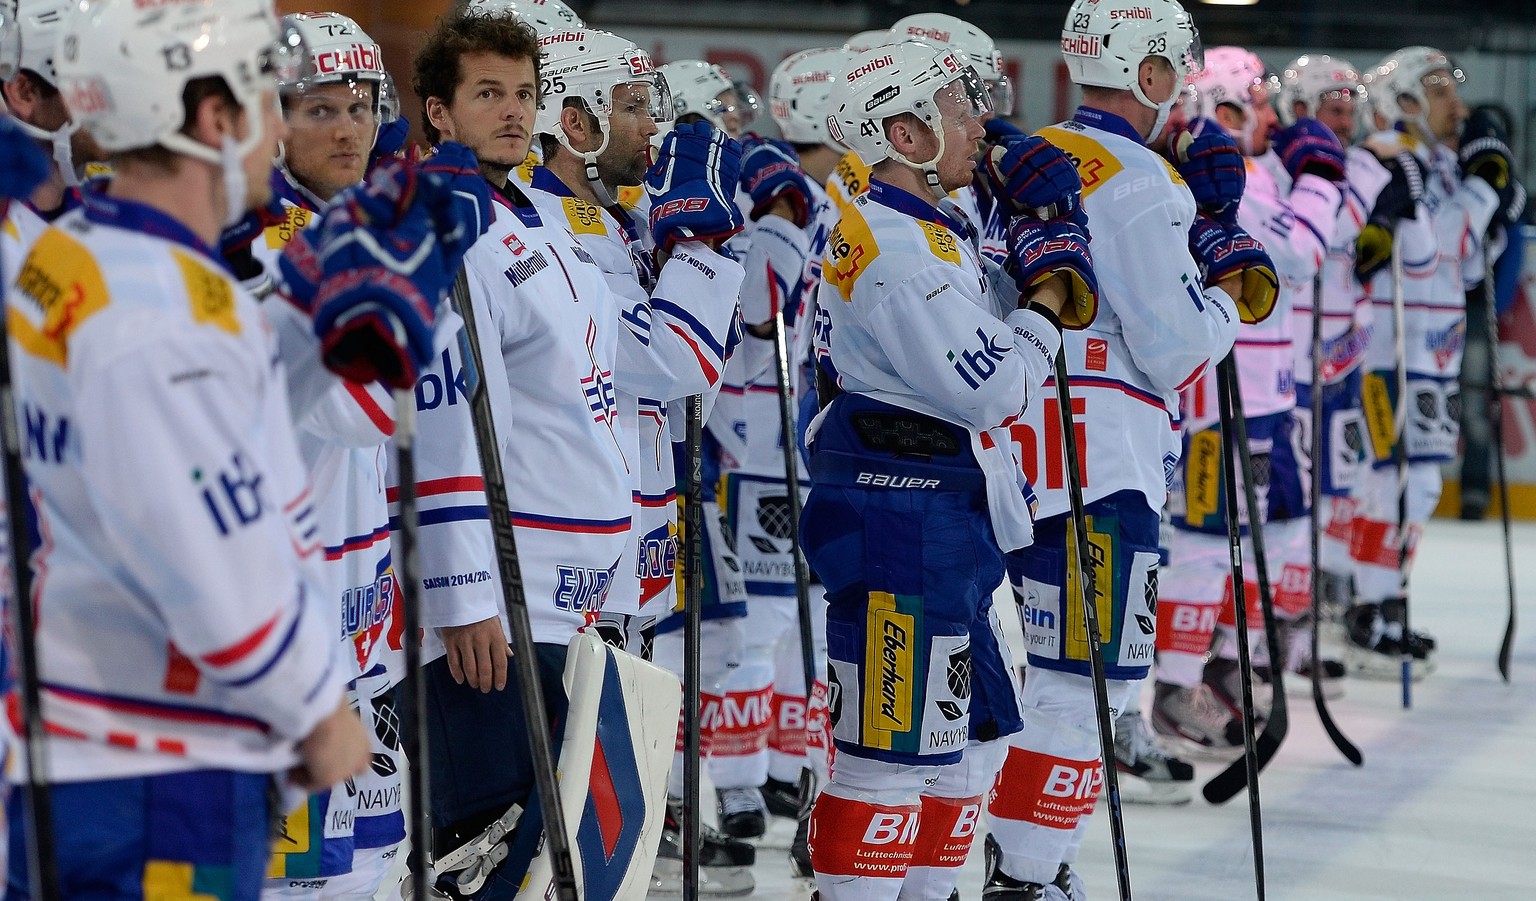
346 381 395 437
201 612 281 668
282 485 313 514
163 644 201 695
665 322 720 385
388 475 485 503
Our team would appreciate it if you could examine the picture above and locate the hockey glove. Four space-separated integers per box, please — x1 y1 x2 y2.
0 114 50 203
1354 151 1425 283
647 120 744 253
306 159 451 389
415 141 494 264
984 135 1083 220
1271 118 1346 184
1169 120 1246 215
1460 110 1525 226
1189 212 1278 324
982 117 1029 145
1004 214 1098 329
369 117 411 168
739 136 813 228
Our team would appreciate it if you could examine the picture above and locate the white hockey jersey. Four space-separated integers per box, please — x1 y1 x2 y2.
815 178 1059 551
1181 151 1340 430
4 191 346 781
402 182 636 651
1361 131 1499 379
1008 108 1240 519
522 167 744 618
1294 146 1392 387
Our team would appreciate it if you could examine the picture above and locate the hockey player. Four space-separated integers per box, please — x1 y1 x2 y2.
3 0 472 894
1276 54 1389 673
1155 46 1345 751
235 13 409 900
406 10 738 896
0 0 106 258
522 29 755 893
984 2 1265 896
805 39 1092 901
1344 47 1503 675
658 60 756 140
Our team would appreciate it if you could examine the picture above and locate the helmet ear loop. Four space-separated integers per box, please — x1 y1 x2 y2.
556 99 619 208
886 100 948 200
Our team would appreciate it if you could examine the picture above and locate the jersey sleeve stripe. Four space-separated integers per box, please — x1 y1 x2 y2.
510 512 631 534
43 683 270 732
200 612 281 668
650 298 727 358
386 475 486 503
345 381 396 437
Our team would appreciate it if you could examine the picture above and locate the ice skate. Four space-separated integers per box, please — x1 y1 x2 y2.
762 776 802 820
981 834 1055 901
1202 656 1272 726
716 786 767 839
1150 681 1245 759
1344 598 1435 681
1113 706 1194 805
650 797 756 896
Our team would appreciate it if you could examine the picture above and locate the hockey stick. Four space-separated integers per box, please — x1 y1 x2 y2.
767 265 822 823
681 393 705 901
1485 247 1518 682
1203 356 1292 812
1052 354 1133 901
0 204 62 901
390 390 431 901
1390 234 1413 708
1204 356 1268 898
1304 276 1363 765
448 270 580 901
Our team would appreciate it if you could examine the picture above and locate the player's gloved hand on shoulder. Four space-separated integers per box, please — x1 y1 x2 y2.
1189 211 1277 323
984 134 1083 220
415 141 494 263
1354 151 1426 283
1272 117 1346 184
0 114 50 203
280 158 451 390
1004 213 1098 329
982 117 1029 145
739 135 813 228
647 120 744 252
1169 119 1246 215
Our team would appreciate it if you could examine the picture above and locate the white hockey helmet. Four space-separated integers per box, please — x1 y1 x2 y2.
1187 46 1273 153
1061 0 1203 138
659 59 754 136
889 12 1012 117
281 13 392 121
464 0 582 36
536 28 669 203
1277 54 1363 127
769 46 853 146
825 40 991 196
842 30 891 54
0 0 21 84
9 0 65 86
1366 46 1462 140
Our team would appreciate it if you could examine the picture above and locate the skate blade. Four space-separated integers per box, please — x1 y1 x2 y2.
648 859 756 897
1116 776 1194 806
1345 647 1434 682
1151 732 1246 763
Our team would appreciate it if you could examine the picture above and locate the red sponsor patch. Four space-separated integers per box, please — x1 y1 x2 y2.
1085 337 1108 372
988 747 1101 830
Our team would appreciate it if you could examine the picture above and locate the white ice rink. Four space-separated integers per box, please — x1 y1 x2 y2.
741 516 1536 900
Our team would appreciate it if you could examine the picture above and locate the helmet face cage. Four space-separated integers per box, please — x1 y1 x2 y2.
729 78 760 128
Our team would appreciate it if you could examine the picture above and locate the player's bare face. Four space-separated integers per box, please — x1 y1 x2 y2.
715 89 746 139
284 81 378 203
439 52 538 171
1246 85 1278 154
1422 74 1467 145
596 83 660 187
932 86 986 193
1311 98 1355 144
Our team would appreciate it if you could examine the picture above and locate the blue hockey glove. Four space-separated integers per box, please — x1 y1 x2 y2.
1272 118 1346 184
415 141 493 265
1189 212 1277 324
983 134 1083 220
647 120 744 252
982 117 1029 144
739 136 812 228
289 159 452 389
1169 120 1246 214
0 114 49 203
1005 214 1098 329
369 117 411 168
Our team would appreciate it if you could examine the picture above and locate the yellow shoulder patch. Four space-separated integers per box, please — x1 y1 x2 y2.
616 184 645 210
1 218 17 241
175 250 241 335
263 205 314 250
562 196 608 236
514 152 539 186
1036 125 1126 198
833 152 872 202
918 221 961 266
8 226 110 367
825 202 879 302
1159 154 1185 187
